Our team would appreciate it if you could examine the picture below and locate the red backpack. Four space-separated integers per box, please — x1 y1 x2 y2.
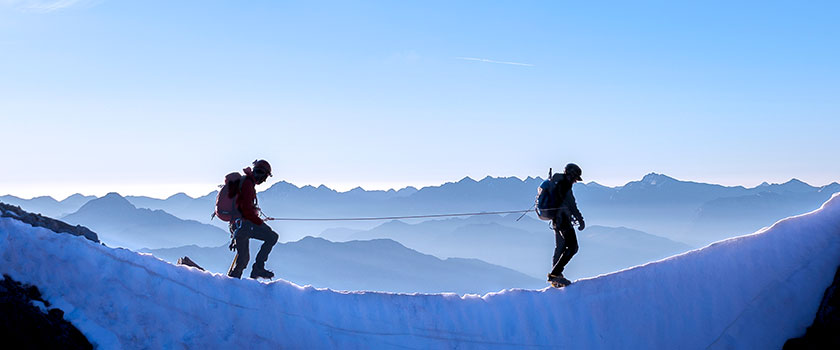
213 172 245 222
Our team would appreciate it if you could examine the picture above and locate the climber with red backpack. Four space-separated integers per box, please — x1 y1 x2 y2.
214 159 278 280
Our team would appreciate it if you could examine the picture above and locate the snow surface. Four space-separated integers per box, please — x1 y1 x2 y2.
2 194 840 349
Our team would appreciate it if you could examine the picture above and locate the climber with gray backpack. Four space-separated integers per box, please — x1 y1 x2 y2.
214 159 279 280
536 163 585 288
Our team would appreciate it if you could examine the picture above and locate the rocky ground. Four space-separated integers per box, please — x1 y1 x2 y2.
785 265 840 349
0 202 99 243
1 201 96 349
0 275 92 350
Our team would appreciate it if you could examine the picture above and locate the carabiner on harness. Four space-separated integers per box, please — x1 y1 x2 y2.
229 218 243 251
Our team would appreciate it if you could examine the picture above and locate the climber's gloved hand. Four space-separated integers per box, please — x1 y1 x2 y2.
578 219 585 231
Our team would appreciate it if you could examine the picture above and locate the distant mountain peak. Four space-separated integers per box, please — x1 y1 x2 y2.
820 183 840 193
197 191 217 200
60 193 95 204
784 178 807 185
584 181 609 188
264 181 299 194
640 173 676 185
297 236 329 244
395 186 418 196
166 192 191 200
299 184 337 193
75 192 136 213
102 192 132 203
103 192 125 200
458 176 477 184
773 178 815 192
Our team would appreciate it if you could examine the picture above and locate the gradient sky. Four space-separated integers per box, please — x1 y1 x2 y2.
1 0 838 199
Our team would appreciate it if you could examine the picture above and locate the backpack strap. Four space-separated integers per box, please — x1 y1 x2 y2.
233 174 247 216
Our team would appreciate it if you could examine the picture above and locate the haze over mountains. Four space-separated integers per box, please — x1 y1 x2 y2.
2 173 837 292
145 237 543 294
61 193 229 250
0 193 96 219
689 181 840 244
3 173 836 246
589 174 840 245
321 214 691 280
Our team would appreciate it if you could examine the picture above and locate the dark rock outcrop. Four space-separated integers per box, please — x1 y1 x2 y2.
0 274 92 350
177 256 206 271
784 265 840 349
0 201 99 243
0 203 96 348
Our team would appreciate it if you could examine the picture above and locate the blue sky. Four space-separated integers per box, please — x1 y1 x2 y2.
1 0 838 199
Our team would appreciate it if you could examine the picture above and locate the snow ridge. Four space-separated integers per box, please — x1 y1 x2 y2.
1 194 839 349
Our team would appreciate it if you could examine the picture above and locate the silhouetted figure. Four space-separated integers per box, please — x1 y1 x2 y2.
547 163 585 287
227 159 279 280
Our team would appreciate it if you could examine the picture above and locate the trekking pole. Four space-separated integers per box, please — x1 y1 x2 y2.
515 169 549 222
259 211 276 221
515 203 535 222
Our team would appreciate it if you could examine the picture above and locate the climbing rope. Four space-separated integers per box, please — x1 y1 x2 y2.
260 208 536 222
